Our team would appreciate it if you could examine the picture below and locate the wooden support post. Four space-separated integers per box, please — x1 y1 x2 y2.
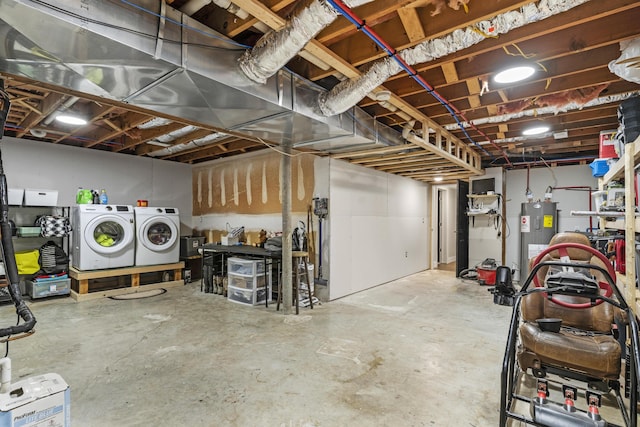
79 279 89 294
282 139 293 314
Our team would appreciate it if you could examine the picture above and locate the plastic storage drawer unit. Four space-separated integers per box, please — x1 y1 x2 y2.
27 278 70 299
227 257 265 276
226 257 271 305
228 273 267 290
228 286 269 306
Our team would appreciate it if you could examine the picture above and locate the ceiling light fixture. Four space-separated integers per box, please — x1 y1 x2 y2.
29 129 46 138
374 90 391 102
494 65 535 84
55 114 87 126
434 176 443 182
522 125 550 136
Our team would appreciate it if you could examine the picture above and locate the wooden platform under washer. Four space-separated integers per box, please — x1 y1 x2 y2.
69 262 184 302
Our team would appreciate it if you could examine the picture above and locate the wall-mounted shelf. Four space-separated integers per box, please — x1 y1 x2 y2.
467 193 501 218
467 210 500 217
467 193 501 200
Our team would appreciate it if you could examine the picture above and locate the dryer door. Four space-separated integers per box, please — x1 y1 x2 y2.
84 214 134 255
139 216 179 252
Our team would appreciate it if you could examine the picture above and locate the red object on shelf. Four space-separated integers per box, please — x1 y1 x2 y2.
599 130 618 159
615 239 626 274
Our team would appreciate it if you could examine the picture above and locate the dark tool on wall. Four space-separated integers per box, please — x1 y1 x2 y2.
313 197 328 286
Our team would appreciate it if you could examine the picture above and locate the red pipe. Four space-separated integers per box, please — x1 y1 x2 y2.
327 0 512 166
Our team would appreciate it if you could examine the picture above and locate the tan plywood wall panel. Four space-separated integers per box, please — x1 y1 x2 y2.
193 152 314 215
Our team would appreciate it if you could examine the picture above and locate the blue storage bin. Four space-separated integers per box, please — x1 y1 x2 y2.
590 158 610 177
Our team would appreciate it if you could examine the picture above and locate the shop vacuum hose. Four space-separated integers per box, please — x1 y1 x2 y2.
0 85 36 338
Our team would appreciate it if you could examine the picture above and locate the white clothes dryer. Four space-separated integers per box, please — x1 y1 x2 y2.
71 205 135 270
134 207 180 266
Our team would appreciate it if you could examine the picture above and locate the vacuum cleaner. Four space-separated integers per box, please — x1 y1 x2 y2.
0 83 70 426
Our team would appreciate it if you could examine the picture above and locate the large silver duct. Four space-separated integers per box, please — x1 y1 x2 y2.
317 0 591 116
0 0 401 152
238 0 372 84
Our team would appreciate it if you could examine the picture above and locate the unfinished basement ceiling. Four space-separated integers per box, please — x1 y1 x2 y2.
1 0 639 182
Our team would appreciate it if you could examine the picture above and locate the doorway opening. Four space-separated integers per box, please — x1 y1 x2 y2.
432 184 458 272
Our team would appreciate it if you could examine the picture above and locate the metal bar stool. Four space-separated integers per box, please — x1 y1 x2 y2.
277 251 313 314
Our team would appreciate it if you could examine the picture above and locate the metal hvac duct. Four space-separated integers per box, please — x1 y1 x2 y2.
0 0 401 152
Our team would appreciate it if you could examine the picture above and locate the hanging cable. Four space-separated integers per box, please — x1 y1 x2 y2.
324 0 512 166
525 164 533 202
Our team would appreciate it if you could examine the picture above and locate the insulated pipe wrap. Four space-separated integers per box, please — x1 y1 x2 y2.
239 0 372 84
317 0 591 117
317 58 402 116
443 91 640 130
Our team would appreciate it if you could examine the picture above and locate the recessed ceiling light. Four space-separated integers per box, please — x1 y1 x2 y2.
55 114 87 125
522 125 550 136
494 66 535 84
434 176 443 182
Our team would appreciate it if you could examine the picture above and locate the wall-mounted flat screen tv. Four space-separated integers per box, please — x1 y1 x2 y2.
471 178 495 195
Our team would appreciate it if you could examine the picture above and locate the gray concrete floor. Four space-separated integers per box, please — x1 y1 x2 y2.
1 270 515 426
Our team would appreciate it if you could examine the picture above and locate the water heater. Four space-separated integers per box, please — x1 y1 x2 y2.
519 202 558 281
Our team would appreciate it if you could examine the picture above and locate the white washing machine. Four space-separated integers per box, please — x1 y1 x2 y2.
134 207 180 266
71 205 136 270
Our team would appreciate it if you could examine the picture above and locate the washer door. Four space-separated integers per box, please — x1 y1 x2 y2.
84 214 134 255
139 216 178 252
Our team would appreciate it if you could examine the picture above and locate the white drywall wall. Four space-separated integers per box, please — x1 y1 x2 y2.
328 158 429 300
1 137 192 233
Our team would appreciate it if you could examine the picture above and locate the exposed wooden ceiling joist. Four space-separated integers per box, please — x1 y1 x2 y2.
1 0 637 181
